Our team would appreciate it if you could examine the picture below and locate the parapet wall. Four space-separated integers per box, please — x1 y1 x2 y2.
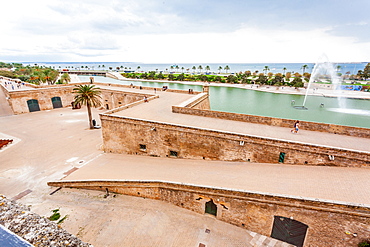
172 103 370 138
100 114 370 167
47 180 370 247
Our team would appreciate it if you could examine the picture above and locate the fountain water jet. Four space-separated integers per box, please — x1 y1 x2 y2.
296 55 344 110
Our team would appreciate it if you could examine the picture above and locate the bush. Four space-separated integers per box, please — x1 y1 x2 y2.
358 239 370 247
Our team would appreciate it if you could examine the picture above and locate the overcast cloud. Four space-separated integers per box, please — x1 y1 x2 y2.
1 0 369 63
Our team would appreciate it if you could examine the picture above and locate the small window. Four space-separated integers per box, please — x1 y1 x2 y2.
139 144 146 151
169 150 178 157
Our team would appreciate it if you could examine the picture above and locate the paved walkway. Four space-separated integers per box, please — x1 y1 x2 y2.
63 153 370 206
0 107 294 247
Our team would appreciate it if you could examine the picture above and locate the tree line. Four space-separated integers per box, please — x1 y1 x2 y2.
0 62 70 85
123 70 308 87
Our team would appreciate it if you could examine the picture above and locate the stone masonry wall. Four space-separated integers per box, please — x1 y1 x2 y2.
47 180 370 247
4 82 198 114
101 115 370 167
5 84 151 114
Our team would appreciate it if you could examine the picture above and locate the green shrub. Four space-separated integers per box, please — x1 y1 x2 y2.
358 239 370 247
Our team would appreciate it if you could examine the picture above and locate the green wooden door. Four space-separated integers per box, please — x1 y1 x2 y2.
271 216 308 247
51 97 62 108
205 200 217 216
27 99 40 112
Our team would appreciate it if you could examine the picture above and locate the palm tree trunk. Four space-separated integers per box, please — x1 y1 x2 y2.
87 103 94 129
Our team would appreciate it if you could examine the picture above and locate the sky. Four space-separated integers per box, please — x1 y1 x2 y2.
1 0 370 63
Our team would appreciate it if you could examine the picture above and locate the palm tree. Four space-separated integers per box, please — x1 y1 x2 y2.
205 65 211 74
263 66 270 75
73 85 102 129
224 65 230 73
301 64 308 74
192 66 196 73
198 65 203 74
60 73 71 83
218 66 223 74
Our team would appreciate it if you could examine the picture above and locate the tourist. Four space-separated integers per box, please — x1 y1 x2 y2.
291 120 300 134
144 96 148 103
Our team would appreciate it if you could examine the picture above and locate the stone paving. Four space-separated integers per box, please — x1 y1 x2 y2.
0 107 293 247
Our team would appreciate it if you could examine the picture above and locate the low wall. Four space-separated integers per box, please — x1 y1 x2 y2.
47 180 370 247
176 93 210 110
100 115 370 167
172 105 370 138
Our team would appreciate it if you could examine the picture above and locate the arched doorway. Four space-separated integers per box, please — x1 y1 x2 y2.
205 200 217 216
51 97 63 108
27 99 40 112
271 216 308 247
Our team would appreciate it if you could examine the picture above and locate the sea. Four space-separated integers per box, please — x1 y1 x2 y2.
22 62 368 75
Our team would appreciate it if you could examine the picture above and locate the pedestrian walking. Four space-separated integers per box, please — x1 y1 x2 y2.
291 120 300 134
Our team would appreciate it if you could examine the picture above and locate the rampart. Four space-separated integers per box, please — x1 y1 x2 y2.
101 113 370 167
47 180 370 247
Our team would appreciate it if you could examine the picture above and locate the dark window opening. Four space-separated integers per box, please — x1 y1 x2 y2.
106 104 109 110
170 150 178 157
139 144 147 151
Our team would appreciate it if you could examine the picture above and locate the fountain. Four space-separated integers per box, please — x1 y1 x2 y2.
296 55 343 110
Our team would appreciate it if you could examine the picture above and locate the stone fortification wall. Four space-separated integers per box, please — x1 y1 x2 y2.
4 83 154 114
172 105 370 138
0 195 92 247
8 86 75 114
48 180 370 247
100 114 370 167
